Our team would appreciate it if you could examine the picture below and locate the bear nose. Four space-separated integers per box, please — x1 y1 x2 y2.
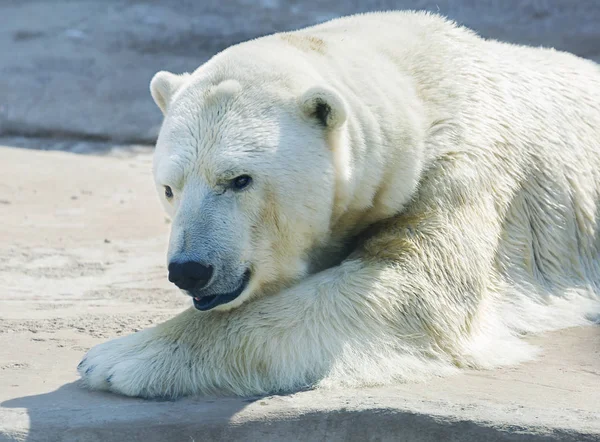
168 261 214 291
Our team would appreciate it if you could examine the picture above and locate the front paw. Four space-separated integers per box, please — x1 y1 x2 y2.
78 330 181 398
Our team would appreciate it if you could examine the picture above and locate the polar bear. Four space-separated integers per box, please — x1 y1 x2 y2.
78 11 600 398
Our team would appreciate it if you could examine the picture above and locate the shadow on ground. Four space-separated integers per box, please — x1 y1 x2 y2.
1 382 252 442
2 381 598 442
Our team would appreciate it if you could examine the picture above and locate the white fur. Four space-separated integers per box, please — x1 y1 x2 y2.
79 11 600 398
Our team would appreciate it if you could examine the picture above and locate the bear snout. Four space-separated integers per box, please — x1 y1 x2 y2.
168 260 214 291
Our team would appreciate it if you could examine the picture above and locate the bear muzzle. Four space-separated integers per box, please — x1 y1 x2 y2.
190 269 252 311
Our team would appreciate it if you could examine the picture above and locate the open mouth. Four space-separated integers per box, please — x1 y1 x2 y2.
192 270 251 311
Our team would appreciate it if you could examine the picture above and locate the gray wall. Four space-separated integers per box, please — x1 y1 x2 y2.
1 0 599 151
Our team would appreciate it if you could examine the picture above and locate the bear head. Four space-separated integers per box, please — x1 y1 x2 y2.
150 56 352 312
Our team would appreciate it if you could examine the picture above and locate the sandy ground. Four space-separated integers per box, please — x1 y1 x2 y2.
0 146 190 400
0 146 599 442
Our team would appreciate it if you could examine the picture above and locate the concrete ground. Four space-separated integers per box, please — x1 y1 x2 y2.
0 147 599 441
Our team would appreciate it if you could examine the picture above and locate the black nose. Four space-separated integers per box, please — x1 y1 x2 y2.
168 261 214 291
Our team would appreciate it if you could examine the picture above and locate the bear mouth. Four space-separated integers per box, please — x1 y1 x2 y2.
192 270 251 311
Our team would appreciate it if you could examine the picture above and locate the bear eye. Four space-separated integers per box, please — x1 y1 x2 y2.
231 175 252 191
164 186 173 199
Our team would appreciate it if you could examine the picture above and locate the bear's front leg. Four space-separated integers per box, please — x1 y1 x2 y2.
78 256 429 398
78 303 273 398
77 259 375 397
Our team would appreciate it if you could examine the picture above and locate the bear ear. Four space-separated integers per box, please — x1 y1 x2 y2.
150 71 189 115
299 86 347 129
